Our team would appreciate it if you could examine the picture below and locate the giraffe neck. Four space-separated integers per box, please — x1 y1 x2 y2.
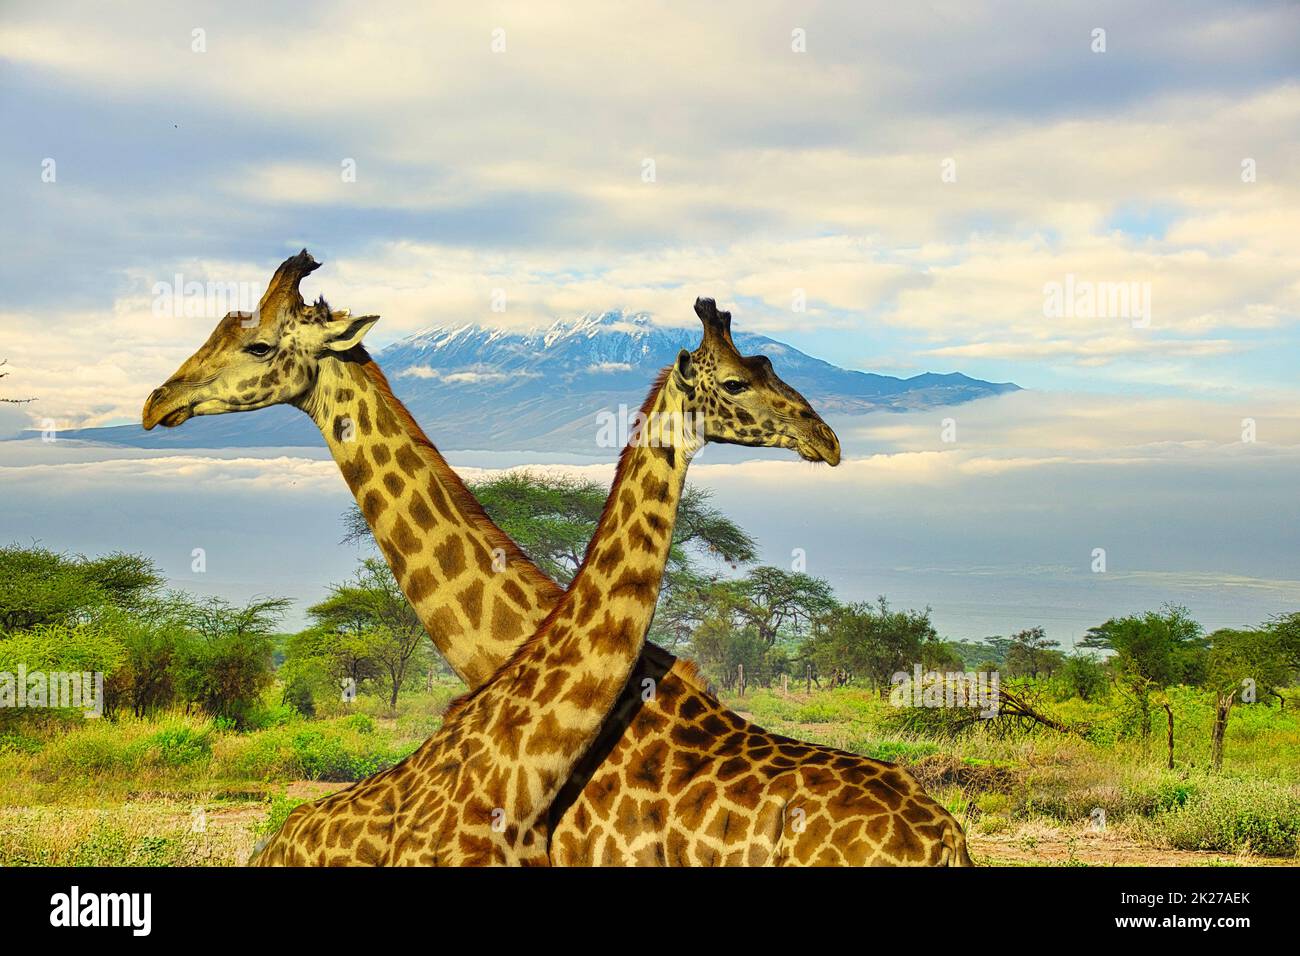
484 371 696 815
298 353 562 688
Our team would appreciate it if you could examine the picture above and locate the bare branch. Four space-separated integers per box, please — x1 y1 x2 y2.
0 359 36 404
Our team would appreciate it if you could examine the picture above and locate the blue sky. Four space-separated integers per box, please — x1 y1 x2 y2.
1 1 1298 640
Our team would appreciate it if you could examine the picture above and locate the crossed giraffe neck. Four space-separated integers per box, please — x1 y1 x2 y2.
302 354 562 688
255 373 696 864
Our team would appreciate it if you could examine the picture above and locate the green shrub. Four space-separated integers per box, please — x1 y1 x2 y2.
1141 778 1300 857
138 724 213 768
245 703 301 731
291 729 357 780
36 724 139 778
793 700 844 723
281 677 316 718
337 713 375 735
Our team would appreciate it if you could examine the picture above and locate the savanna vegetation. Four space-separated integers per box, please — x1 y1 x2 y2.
1 473 1297 866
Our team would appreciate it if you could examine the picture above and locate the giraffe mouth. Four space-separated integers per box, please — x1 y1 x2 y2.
158 406 193 428
797 423 842 466
142 388 194 429
797 441 840 466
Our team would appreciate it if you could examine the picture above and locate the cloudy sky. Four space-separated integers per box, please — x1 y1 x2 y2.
1 1 1298 642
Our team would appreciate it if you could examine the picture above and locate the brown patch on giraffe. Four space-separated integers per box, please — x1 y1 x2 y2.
382 471 406 497
408 491 435 530
489 595 522 641
700 713 731 737
572 577 601 628
361 490 386 523
458 579 484 625
542 631 582 670
423 479 456 523
628 739 669 791
404 567 437 604
678 694 706 721
339 453 373 492
608 567 657 603
675 781 717 831
593 539 625 576
559 671 604 710
425 605 464 642
883 818 928 863
531 668 570 709
394 444 422 478
641 797 669 831
584 773 620 821
377 538 407 578
433 535 466 578
466 536 495 573
724 774 765 810
704 806 747 846
389 514 420 555
666 828 691 866
501 578 531 610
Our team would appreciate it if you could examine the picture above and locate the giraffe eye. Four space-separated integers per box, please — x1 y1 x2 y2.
721 380 749 395
244 342 274 357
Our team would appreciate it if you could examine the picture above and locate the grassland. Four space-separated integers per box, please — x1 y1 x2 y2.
1 682 1297 866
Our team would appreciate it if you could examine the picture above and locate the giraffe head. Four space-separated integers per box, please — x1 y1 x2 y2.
672 298 840 465
142 250 377 429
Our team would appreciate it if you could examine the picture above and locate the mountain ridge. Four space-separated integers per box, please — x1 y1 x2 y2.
17 311 1019 454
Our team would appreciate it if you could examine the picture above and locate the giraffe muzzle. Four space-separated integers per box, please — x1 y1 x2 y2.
798 422 841 466
142 385 193 430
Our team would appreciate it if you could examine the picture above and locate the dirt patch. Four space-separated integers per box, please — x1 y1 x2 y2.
970 822 1300 867
283 780 348 800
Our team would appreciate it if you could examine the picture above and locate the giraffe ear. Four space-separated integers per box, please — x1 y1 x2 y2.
672 348 697 388
321 314 379 352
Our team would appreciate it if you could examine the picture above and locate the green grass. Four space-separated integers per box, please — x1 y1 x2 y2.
1 680 1297 864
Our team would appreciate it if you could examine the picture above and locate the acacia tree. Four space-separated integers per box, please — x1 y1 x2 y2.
172 595 287 726
801 597 945 691
342 474 756 586
737 567 837 647
0 546 163 633
309 558 426 712
1204 627 1291 771
1004 627 1062 679
1081 605 1206 738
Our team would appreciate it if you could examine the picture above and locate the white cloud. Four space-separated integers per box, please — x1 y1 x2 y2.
2 1 1297 429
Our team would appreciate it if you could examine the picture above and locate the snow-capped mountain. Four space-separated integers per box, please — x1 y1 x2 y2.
39 312 1019 453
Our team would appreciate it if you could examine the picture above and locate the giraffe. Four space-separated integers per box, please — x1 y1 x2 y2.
144 252 973 865
251 294 839 864
144 251 560 687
